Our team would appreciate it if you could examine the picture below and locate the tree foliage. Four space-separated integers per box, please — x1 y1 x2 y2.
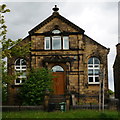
1 4 11 103
108 89 114 96
1 4 16 58
20 68 53 105
0 4 30 103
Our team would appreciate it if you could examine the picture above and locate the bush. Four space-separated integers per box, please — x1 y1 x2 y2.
2 83 7 104
20 68 53 105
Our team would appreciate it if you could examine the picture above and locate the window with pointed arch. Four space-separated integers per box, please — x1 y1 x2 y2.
88 57 100 84
15 58 27 85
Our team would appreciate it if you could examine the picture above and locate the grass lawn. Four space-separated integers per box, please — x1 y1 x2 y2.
2 110 120 119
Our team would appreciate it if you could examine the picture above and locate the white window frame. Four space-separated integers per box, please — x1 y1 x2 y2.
44 37 50 50
63 36 69 49
52 36 61 50
44 29 69 50
88 57 100 84
52 29 61 34
15 76 26 85
15 59 27 85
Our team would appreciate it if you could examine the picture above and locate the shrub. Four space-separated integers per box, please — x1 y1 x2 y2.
20 68 53 105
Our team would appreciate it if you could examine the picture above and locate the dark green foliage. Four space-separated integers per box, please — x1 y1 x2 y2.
20 68 53 105
2 84 7 103
11 42 31 57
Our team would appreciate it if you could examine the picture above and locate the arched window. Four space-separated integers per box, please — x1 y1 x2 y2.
52 29 61 34
52 65 64 72
15 59 27 85
88 57 100 84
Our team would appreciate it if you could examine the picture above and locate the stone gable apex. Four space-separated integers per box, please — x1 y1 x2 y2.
29 11 85 35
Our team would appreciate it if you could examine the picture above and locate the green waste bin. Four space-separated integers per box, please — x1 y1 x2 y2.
59 102 66 112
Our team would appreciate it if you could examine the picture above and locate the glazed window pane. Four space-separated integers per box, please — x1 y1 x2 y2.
63 36 69 49
52 36 61 50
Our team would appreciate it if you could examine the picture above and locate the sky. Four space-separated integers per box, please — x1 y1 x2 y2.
1 1 119 91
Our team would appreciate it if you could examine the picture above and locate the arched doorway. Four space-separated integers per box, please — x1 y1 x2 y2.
52 65 65 95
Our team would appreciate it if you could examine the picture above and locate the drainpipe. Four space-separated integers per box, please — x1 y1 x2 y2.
66 62 70 93
102 68 105 111
99 67 105 111
77 35 80 103
78 54 80 103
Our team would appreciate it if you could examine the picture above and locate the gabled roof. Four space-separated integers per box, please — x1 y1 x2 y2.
9 35 30 50
84 34 109 50
29 11 85 35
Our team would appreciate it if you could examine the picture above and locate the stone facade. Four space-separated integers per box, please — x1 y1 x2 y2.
7 6 109 105
113 43 120 101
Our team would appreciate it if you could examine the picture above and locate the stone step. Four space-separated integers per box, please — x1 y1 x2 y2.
49 94 65 98
48 103 61 111
45 94 70 111
48 95 66 111
49 95 66 104
49 98 66 103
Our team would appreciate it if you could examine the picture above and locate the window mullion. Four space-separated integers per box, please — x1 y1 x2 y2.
50 36 52 50
93 75 95 82
51 36 53 50
61 36 63 50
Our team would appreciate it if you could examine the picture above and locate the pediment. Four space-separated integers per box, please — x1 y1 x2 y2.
29 12 85 35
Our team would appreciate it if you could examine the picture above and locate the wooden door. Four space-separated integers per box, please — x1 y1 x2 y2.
52 72 65 95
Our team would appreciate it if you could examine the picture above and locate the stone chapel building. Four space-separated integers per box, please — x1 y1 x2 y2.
7 6 109 105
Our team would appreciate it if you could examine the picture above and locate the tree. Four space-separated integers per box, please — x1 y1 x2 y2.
0 4 30 103
108 89 114 96
20 68 53 105
1 4 11 103
1 4 19 58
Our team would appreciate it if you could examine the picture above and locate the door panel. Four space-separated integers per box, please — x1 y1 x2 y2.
52 72 65 95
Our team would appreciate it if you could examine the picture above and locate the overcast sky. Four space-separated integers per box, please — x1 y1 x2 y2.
1 1 119 91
